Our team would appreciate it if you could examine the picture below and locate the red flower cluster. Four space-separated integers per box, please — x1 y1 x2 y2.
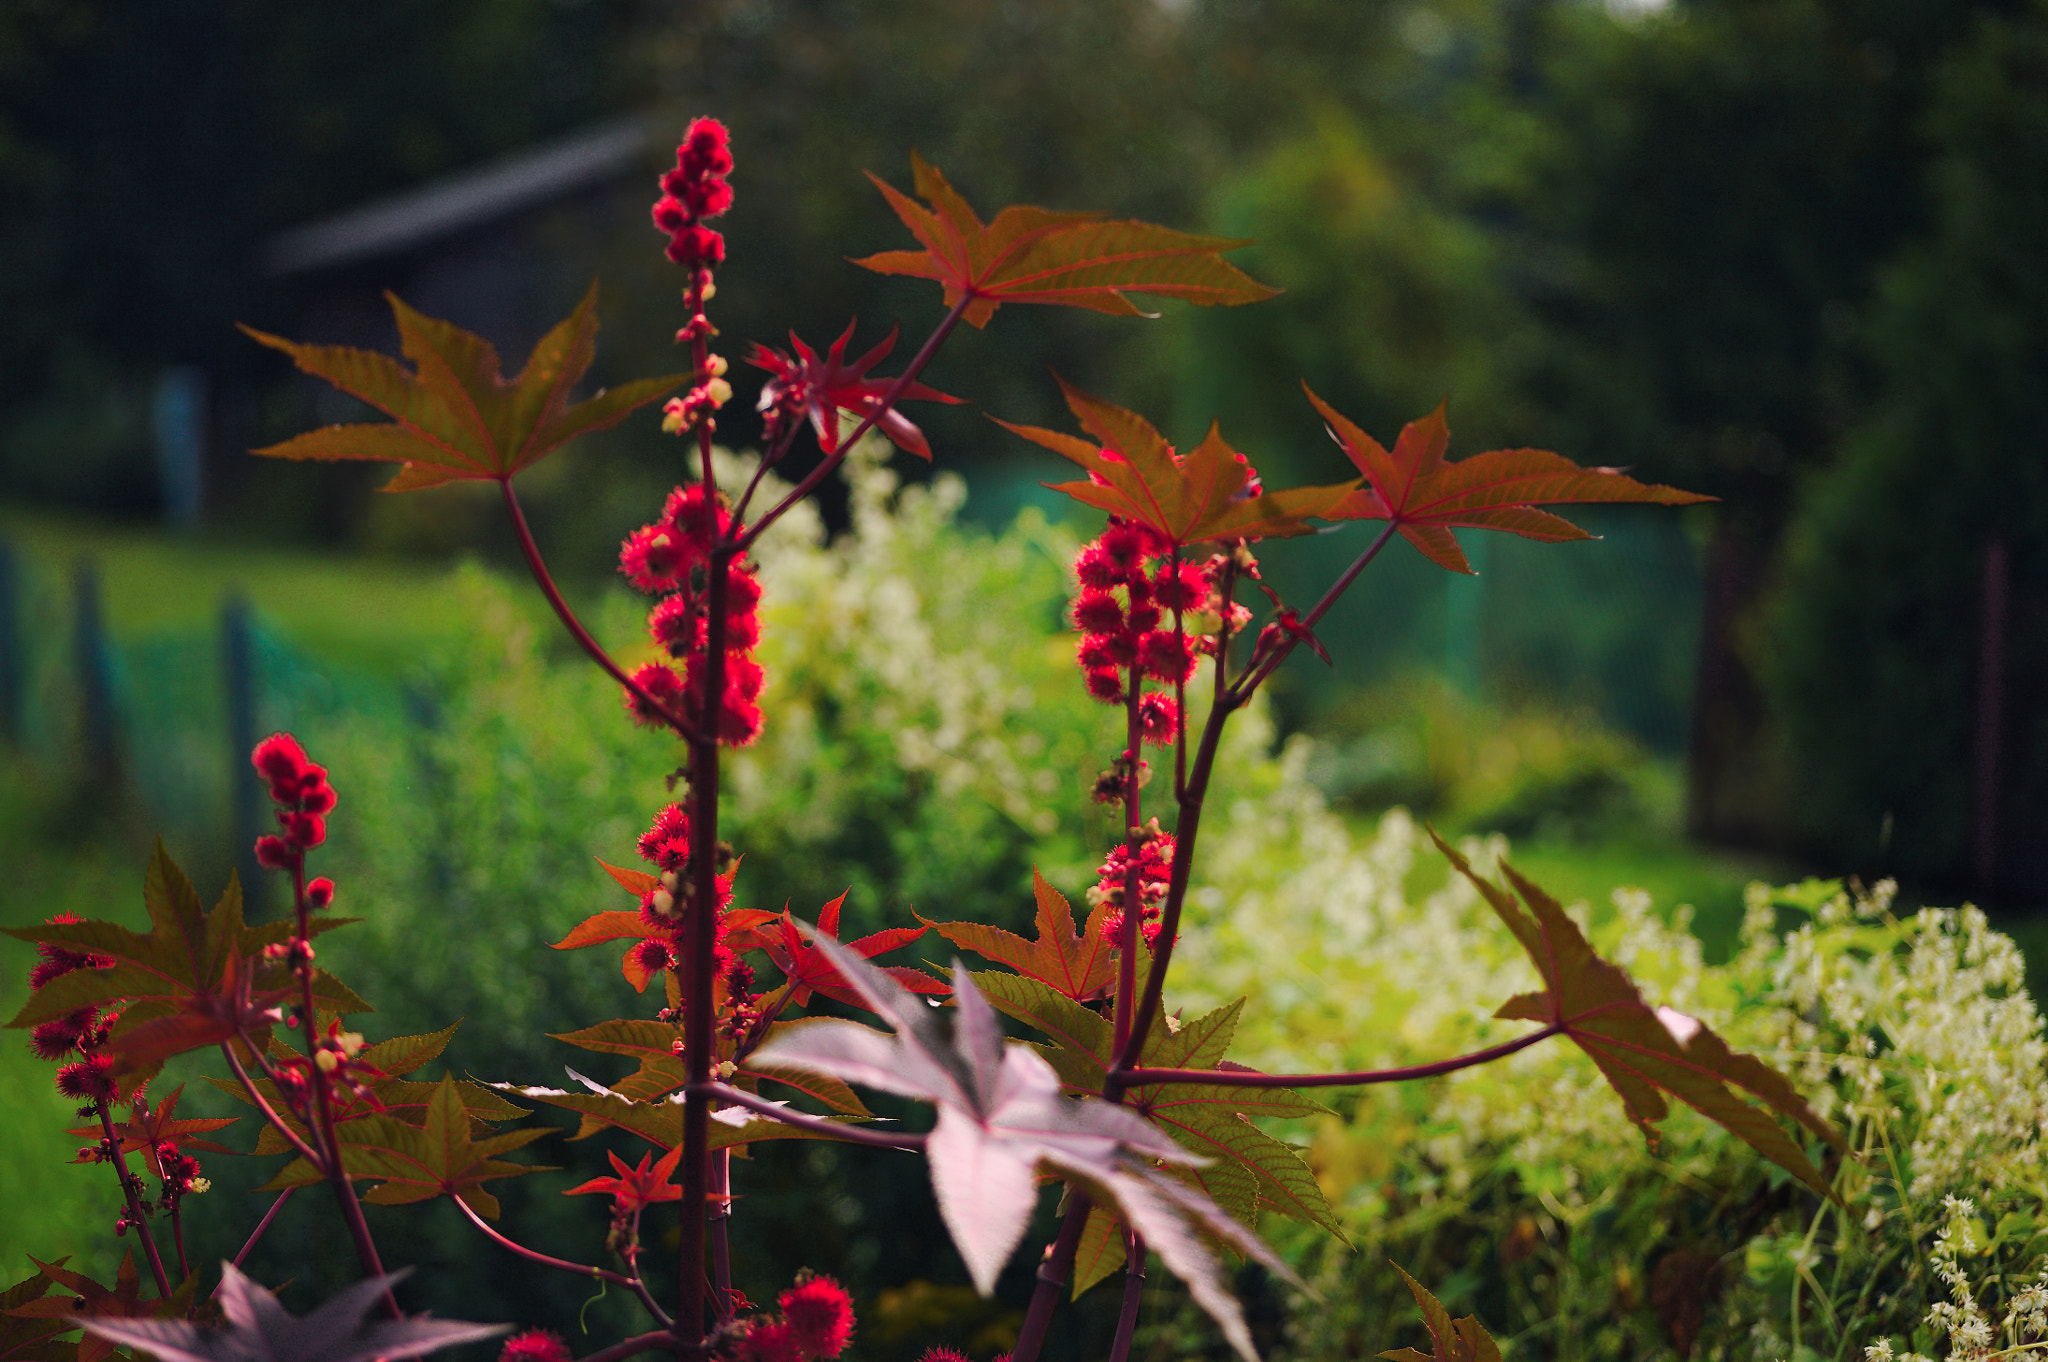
265 1019 384 1120
25 912 120 1106
1089 825 1177 952
619 484 766 746
631 804 752 1025
499 1330 572 1362
251 732 338 883
655 118 737 433
1070 520 1246 744
731 1273 855 1362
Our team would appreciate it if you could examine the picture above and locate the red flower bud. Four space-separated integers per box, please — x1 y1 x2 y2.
254 834 293 869
306 877 336 910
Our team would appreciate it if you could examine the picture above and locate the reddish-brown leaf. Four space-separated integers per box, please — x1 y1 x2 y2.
66 1084 238 1175
1431 829 1846 1198
1380 1262 1503 1362
853 153 1279 329
1000 379 1355 549
242 283 687 491
922 868 1116 1002
760 894 948 1010
563 1145 683 1209
1305 387 1712 574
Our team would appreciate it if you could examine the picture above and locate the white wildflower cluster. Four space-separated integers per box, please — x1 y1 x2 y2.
727 437 1100 849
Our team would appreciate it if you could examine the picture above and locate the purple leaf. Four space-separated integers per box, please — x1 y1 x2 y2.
752 925 1308 1360
76 1262 506 1362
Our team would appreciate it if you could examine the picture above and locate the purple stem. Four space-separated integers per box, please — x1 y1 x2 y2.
1231 520 1399 703
735 295 972 553
219 1038 328 1172
499 479 706 745
579 1333 684 1362
452 1196 672 1328
95 1102 173 1299
227 1189 294 1275
691 1083 928 1151
1108 1231 1146 1362
1118 1026 1563 1089
1009 1198 1091 1362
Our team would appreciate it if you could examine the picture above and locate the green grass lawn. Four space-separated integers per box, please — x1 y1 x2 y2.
0 503 549 674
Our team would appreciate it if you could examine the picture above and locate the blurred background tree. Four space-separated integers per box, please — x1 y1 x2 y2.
3 0 2040 894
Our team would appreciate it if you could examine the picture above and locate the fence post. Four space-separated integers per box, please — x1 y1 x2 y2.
74 560 120 781
0 540 20 746
223 592 267 916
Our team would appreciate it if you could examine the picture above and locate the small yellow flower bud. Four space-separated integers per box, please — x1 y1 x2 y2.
315 1050 339 1073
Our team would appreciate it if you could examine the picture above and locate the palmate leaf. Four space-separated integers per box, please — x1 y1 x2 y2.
6 1250 196 1362
752 929 1306 1362
0 1258 77 1362
759 894 947 1010
1432 830 1847 1198
558 860 763 992
999 379 1356 549
547 1017 873 1116
968 971 1342 1258
854 153 1279 329
1305 387 1712 574
1380 1262 1503 1362
76 1263 503 1362
254 1076 552 1219
209 1022 525 1158
921 869 1116 1002
5 842 367 1078
486 1069 864 1154
65 1084 238 1175
242 283 688 492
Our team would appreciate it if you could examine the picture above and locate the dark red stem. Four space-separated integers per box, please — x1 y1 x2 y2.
1009 1197 1092 1362
96 1103 173 1299
578 1333 684 1362
1119 1026 1563 1089
707 1148 733 1319
227 1189 294 1274
1231 519 1400 703
1108 1231 1146 1362
219 1038 327 1171
499 478 706 744
289 876 398 1320
452 1195 672 1327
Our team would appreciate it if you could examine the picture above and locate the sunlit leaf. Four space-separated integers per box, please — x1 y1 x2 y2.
999 379 1355 549
242 284 687 491
1306 387 1712 573
853 153 1279 328
1432 829 1847 1198
752 929 1306 1361
922 869 1116 1003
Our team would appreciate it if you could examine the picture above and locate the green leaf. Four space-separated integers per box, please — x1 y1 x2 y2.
242 283 688 491
486 1074 868 1153
972 973 1342 1241
1432 828 1848 1199
256 1076 552 1219
5 843 368 1078
853 153 1280 329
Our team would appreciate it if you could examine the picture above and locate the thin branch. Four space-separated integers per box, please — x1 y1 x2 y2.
576 1331 685 1362
1231 520 1399 703
736 295 972 553
219 1038 327 1172
228 1189 294 1274
96 1103 173 1299
451 1195 670 1325
499 478 706 744
1117 1026 1563 1089
732 421 803 525
691 1083 928 1151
